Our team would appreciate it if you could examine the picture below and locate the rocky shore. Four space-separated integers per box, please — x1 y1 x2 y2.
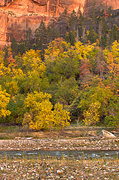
0 127 118 179
0 137 119 151
0 156 119 179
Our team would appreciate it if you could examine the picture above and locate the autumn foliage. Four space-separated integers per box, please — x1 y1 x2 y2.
0 39 119 129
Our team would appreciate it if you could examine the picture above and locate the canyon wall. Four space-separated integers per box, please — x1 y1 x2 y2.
84 0 119 15
0 0 119 46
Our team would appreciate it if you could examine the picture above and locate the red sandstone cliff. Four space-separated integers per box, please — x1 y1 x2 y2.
0 0 119 46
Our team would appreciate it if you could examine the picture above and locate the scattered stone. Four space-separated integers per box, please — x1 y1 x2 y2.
69 176 74 179
102 130 116 138
57 170 63 175
0 133 119 151
1 167 3 170
26 137 33 140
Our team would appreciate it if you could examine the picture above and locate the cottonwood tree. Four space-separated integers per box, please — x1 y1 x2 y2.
24 91 71 130
0 86 11 119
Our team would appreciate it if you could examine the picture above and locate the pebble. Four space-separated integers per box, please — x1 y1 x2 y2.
57 170 63 174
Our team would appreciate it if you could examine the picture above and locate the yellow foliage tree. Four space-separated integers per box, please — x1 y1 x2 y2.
53 103 71 130
24 91 71 130
5 81 19 97
22 112 32 129
0 86 11 118
22 49 46 75
0 51 10 78
29 99 54 131
104 41 119 77
83 102 101 126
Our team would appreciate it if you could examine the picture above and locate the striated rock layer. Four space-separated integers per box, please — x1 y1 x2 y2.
0 0 119 46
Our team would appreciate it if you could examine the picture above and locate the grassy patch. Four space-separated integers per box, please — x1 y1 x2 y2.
0 125 118 140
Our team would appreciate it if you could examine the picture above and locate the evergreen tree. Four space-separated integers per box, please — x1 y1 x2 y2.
64 31 76 45
99 17 108 47
87 25 98 43
11 37 18 57
25 28 33 49
18 39 26 55
109 25 119 44
35 21 47 52
69 10 77 31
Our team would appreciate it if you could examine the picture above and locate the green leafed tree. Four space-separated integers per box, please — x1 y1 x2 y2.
105 95 119 128
55 77 79 106
7 94 25 124
78 85 113 125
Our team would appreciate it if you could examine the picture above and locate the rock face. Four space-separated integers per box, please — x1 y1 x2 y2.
0 0 85 46
0 0 11 6
0 0 119 46
84 0 119 16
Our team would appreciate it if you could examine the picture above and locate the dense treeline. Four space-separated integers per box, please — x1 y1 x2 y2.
0 8 119 130
0 38 119 129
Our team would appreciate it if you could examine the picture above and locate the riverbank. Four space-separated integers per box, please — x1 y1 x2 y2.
0 157 119 179
0 126 119 151
0 137 119 151
0 126 119 179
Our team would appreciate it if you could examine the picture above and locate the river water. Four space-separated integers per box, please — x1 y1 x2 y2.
0 150 118 160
